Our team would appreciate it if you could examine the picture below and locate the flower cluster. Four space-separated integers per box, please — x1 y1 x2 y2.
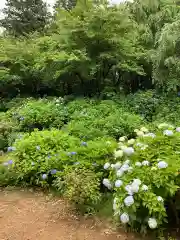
102 125 174 230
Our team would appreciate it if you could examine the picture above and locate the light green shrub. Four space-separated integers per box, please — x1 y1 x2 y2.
11 129 117 186
67 100 143 140
9 98 68 132
53 167 102 213
102 124 180 232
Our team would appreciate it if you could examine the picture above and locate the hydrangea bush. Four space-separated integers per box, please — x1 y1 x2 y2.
102 125 180 231
8 98 68 132
9 129 116 186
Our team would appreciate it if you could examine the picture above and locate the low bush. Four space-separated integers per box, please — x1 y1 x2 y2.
126 90 161 121
0 113 15 151
53 167 102 213
10 129 116 186
8 98 68 132
67 100 143 140
102 124 180 232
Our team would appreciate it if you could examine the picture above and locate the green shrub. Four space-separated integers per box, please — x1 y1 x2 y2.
102 124 180 232
53 167 102 213
67 100 143 140
154 97 180 125
11 129 116 186
8 98 68 132
0 161 19 187
0 113 14 151
126 90 160 121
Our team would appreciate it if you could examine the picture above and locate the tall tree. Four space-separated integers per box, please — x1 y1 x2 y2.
0 0 51 37
54 0 77 11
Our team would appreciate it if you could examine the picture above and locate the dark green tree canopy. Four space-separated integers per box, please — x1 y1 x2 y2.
0 0 51 36
54 0 77 11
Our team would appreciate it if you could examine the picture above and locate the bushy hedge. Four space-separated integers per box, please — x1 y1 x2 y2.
67 100 143 140
102 124 180 232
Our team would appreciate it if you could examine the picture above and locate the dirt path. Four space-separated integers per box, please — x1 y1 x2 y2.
0 189 136 240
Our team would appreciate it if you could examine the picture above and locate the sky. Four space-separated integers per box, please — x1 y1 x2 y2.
0 0 123 18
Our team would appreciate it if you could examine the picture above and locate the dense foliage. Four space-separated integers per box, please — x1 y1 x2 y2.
1 0 180 236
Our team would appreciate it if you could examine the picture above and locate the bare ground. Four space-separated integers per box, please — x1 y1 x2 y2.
0 189 138 240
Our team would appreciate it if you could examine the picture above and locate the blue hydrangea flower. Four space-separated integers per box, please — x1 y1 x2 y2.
19 116 24 121
74 162 80 165
48 155 51 159
115 180 123 188
123 147 134 156
50 169 57 174
120 213 129 224
42 174 47 180
163 130 173 136
71 152 77 155
36 146 41 151
104 162 110 170
7 146 16 152
81 142 87 146
157 161 168 169
8 160 13 165
124 196 134 207
120 164 130 172
102 178 112 189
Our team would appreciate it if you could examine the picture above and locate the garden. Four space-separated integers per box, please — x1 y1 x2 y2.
1 0 180 239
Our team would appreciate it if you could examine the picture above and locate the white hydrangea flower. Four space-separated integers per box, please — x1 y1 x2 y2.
134 129 139 133
176 127 180 132
157 161 168 169
151 167 157 171
142 185 148 191
123 147 134 156
114 150 123 159
124 196 134 207
135 162 142 167
144 133 156 138
115 180 123 188
128 167 133 173
102 179 112 189
120 213 129 224
120 145 127 150
136 142 144 147
111 164 115 169
125 185 133 195
136 131 144 137
133 179 141 186
163 130 173 136
141 127 149 133
124 159 130 165
140 144 148 150
119 136 126 142
158 123 169 129
117 169 124 177
127 139 135 145
114 162 122 169
104 162 110 170
131 183 139 193
157 196 163 202
142 160 150 166
113 198 118 210
148 218 158 229
121 164 130 172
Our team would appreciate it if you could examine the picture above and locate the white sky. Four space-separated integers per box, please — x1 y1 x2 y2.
0 0 124 18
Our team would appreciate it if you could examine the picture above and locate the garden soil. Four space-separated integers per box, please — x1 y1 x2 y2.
0 189 136 240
